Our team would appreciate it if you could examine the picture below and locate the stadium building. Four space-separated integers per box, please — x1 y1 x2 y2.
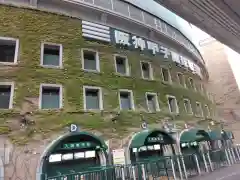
0 0 219 179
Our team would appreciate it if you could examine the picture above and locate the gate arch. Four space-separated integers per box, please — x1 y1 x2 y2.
36 131 108 180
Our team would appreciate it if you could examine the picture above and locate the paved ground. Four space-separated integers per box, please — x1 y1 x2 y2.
191 163 240 180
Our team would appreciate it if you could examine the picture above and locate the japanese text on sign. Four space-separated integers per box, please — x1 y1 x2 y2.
114 29 169 59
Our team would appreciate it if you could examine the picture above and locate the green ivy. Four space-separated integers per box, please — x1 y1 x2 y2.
0 5 214 144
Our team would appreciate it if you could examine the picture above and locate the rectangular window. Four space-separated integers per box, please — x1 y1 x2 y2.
82 49 99 72
0 37 19 64
195 102 203 117
167 95 179 113
83 86 103 110
119 90 134 110
183 99 192 114
177 73 185 86
146 93 160 112
200 84 205 93
115 55 129 75
188 78 195 90
0 82 14 109
141 62 153 80
204 105 210 117
161 68 171 82
41 43 62 67
40 84 62 109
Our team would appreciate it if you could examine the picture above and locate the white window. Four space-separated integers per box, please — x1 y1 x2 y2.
177 72 185 87
0 37 19 65
141 61 153 80
41 43 63 68
183 99 192 114
82 49 100 72
167 95 179 113
83 86 103 111
161 68 171 82
114 55 129 76
188 78 195 90
204 105 210 117
195 102 203 117
0 82 14 109
119 90 135 110
39 84 63 109
145 92 160 112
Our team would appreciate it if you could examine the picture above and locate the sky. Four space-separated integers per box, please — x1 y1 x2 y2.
191 25 210 46
124 0 211 47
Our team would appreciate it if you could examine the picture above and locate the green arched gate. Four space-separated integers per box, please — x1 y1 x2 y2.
180 128 210 154
38 131 108 179
129 129 175 163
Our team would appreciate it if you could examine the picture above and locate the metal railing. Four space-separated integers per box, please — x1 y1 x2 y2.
45 146 240 180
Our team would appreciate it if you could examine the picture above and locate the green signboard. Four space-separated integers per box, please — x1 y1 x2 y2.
62 142 99 150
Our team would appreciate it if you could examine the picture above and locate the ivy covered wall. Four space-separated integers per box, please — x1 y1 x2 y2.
0 5 215 144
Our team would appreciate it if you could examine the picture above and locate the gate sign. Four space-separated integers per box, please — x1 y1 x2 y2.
147 134 164 143
62 142 96 150
112 149 125 165
70 124 79 132
141 121 148 129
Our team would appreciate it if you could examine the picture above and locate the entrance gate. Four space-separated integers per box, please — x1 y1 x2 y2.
36 131 108 180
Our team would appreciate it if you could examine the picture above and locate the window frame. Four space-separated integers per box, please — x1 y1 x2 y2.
161 67 172 83
114 54 130 76
83 86 103 111
140 61 153 80
0 36 19 65
39 84 63 110
177 72 186 87
200 83 205 94
204 104 210 117
81 48 100 72
183 98 193 114
40 42 63 68
0 82 14 109
195 102 203 117
166 95 179 114
188 77 196 90
118 89 135 111
145 92 160 112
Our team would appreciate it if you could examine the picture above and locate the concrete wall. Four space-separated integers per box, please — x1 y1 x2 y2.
200 38 240 143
